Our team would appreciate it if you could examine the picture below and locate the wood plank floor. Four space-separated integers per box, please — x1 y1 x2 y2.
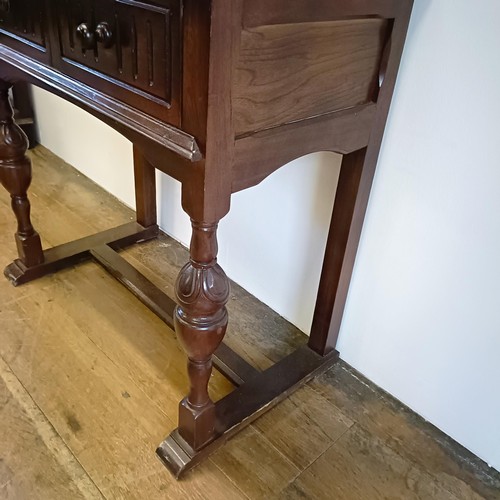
0 146 499 500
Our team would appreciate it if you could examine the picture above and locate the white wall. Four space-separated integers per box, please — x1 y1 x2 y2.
337 0 500 471
31 90 136 206
32 0 500 471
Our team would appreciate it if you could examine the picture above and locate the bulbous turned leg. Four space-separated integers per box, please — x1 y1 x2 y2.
0 80 43 268
174 220 230 450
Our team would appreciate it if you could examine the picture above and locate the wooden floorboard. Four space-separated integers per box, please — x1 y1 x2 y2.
0 357 103 500
0 146 499 499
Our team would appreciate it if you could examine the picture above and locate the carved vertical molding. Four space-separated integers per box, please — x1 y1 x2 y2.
174 220 230 450
0 81 44 268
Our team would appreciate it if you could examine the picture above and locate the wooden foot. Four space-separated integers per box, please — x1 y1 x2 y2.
174 220 230 450
4 222 158 286
0 80 43 268
157 346 339 478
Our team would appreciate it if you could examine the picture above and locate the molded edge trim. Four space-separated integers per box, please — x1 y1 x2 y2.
0 45 202 162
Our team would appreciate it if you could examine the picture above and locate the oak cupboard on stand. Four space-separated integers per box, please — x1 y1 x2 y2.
0 0 413 478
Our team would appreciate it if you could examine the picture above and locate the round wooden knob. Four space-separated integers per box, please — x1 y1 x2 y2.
95 22 114 48
76 23 95 50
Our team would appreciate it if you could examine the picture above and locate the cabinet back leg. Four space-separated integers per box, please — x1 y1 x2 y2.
309 148 367 355
133 146 157 228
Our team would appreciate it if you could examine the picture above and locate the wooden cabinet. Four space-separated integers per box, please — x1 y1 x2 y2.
0 0 414 479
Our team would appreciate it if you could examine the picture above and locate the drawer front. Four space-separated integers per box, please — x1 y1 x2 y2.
54 0 181 121
0 0 50 61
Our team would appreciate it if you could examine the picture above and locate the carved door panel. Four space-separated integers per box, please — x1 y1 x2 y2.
52 0 181 122
0 0 50 62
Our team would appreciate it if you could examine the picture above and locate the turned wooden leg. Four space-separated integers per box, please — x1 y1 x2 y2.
174 220 230 450
0 81 43 268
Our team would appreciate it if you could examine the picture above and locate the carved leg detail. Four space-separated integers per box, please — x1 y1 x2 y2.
174 220 230 450
0 81 43 268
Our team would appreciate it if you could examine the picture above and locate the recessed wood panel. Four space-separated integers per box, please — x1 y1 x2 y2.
233 18 389 136
0 0 47 48
55 0 177 106
0 0 49 62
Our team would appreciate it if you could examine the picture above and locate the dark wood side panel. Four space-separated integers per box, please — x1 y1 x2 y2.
179 0 243 222
180 0 211 151
233 18 389 136
232 104 376 192
243 0 405 27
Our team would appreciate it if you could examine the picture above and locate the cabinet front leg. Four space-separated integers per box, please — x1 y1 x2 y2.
0 81 43 268
175 220 230 450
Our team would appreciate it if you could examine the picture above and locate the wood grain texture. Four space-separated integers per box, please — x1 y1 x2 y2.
211 426 300 499
1 147 499 498
168 0 244 454
0 149 244 498
311 364 500 500
232 104 375 192
180 0 243 221
0 280 242 499
233 19 388 135
0 357 103 500
243 0 408 27
253 384 353 469
280 425 460 500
